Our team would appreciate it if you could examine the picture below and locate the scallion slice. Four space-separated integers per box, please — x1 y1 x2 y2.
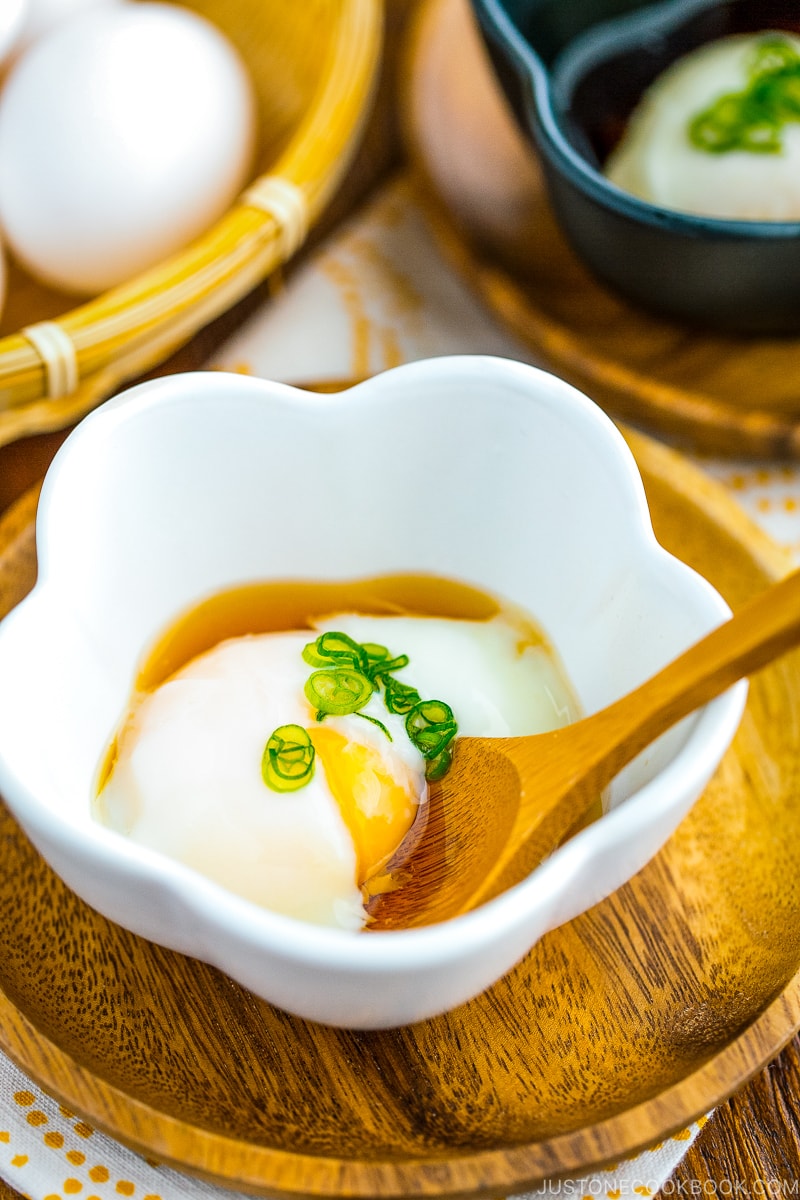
405 699 457 761
262 724 315 793
305 668 374 718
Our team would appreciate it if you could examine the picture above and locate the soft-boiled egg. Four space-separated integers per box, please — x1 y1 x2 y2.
95 631 425 931
606 31 800 221
95 613 579 930
0 2 256 293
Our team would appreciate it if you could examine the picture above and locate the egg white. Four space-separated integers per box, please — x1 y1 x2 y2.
311 613 578 737
95 632 426 931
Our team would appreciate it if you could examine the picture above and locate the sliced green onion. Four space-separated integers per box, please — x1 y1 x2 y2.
262 724 315 793
305 668 374 717
405 699 457 760
361 642 390 666
688 35 800 155
302 642 334 668
302 631 368 672
318 630 368 665
297 629 458 780
356 712 393 740
372 654 410 679
424 744 454 782
751 34 800 76
383 677 421 715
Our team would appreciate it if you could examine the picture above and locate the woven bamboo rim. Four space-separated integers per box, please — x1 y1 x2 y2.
0 0 382 446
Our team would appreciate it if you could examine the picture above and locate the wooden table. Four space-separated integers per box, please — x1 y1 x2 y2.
679 1045 800 1187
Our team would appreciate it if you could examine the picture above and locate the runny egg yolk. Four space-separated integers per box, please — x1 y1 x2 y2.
308 726 420 883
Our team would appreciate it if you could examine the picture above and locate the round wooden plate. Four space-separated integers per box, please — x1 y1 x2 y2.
0 430 799 1198
401 0 800 460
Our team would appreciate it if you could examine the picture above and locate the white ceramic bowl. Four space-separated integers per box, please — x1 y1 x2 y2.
0 357 745 1028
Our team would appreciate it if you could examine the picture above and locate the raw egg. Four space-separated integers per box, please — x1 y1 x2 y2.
0 1 256 293
13 0 120 57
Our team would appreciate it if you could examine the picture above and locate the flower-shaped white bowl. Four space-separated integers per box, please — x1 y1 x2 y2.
0 357 745 1029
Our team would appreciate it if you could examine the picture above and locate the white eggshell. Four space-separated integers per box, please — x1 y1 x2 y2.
13 0 120 57
0 235 6 319
0 2 257 293
0 0 27 68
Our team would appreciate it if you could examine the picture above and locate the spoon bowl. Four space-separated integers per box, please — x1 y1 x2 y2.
371 565 800 928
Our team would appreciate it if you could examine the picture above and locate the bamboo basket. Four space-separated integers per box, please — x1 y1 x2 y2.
0 0 383 446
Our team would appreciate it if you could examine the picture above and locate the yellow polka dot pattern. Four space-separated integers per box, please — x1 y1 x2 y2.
697 458 800 561
0 1074 706 1200
5 1088 166 1200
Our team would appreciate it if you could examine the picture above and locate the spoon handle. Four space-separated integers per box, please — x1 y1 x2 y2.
515 565 800 820
481 567 800 906
585 566 800 783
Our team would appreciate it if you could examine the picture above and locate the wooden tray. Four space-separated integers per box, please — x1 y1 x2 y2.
401 0 800 460
0 430 799 1197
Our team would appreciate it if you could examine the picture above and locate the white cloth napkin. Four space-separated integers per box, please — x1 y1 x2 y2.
1 173 798 1200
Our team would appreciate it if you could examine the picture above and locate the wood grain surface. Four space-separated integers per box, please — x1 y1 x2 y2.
0 429 799 1197
401 0 800 459
678 1038 800 1186
379 560 800 928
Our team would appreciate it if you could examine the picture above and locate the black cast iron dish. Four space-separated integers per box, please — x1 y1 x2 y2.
469 0 800 334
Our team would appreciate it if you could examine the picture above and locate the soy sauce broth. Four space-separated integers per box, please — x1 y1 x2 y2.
137 574 505 691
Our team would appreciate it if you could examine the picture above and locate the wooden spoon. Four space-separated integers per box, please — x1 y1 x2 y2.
368 567 800 930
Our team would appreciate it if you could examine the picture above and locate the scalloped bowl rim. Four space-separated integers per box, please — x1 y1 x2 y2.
0 357 746 1025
